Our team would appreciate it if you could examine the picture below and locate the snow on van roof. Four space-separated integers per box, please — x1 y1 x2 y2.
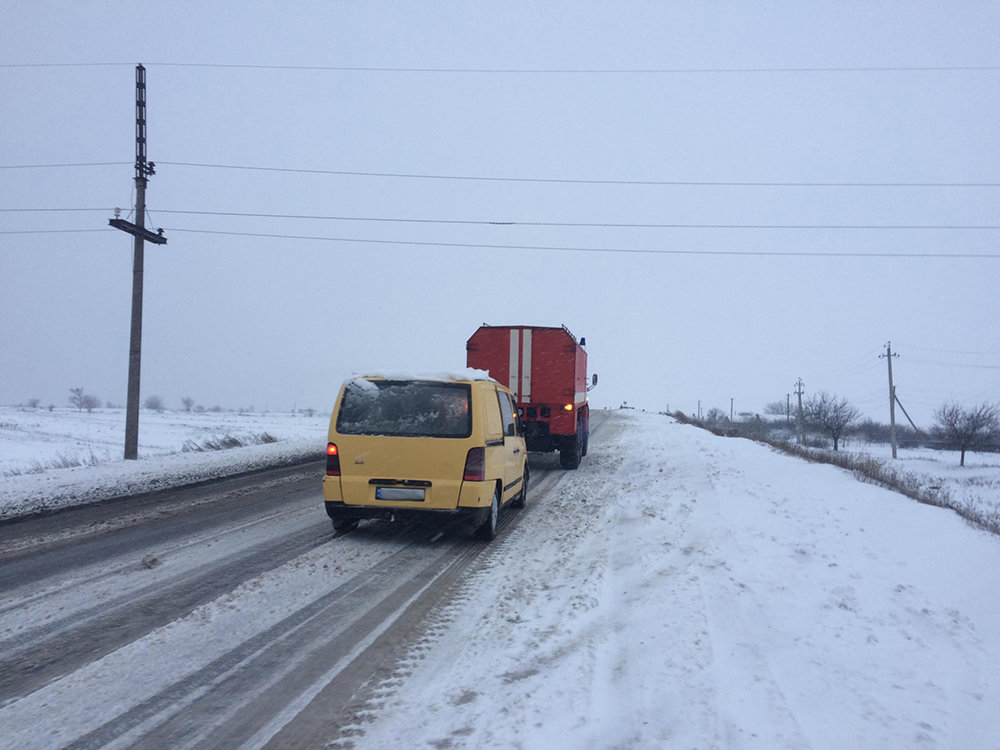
350 369 496 384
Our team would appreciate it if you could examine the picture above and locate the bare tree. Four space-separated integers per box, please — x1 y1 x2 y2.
764 399 790 421
144 394 165 413
181 396 195 412
69 387 86 411
804 391 861 451
705 407 728 425
69 388 100 413
932 402 999 466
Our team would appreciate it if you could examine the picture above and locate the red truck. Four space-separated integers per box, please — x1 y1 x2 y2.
466 324 596 469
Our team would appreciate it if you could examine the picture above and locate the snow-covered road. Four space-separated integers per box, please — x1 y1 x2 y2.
1 410 998 749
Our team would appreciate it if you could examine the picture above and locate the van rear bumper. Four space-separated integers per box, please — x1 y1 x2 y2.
324 501 491 528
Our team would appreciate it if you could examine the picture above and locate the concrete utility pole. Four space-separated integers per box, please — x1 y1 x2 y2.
794 378 805 444
880 341 900 458
110 64 166 460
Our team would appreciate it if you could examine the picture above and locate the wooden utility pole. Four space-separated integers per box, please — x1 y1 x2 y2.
794 378 805 444
110 64 166 459
880 342 899 458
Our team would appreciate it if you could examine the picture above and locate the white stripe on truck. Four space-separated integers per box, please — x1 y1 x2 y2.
521 328 532 402
508 330 519 398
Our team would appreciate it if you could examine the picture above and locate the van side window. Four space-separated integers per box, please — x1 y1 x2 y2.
498 392 517 437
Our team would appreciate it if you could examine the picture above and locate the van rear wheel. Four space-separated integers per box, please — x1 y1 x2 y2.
477 487 500 541
512 468 528 509
333 518 359 534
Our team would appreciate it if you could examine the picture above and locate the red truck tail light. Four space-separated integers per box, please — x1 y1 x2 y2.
463 447 485 481
326 443 341 476
564 403 574 412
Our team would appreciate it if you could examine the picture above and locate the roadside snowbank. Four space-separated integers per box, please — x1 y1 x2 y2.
357 411 1000 748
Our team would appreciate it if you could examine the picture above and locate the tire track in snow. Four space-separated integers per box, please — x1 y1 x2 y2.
0 476 333 705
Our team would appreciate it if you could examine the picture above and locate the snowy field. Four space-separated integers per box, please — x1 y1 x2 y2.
0 406 329 520
2 409 998 748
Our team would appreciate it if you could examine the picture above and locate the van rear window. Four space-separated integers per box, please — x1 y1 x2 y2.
337 380 472 438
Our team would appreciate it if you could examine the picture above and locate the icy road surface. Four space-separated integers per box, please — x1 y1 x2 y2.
1 410 998 749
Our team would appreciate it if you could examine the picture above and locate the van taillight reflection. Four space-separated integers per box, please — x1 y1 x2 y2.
326 443 341 476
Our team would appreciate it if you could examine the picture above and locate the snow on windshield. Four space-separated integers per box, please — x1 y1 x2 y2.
336 380 472 438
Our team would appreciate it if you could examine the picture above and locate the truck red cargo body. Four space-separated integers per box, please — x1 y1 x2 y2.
466 324 593 469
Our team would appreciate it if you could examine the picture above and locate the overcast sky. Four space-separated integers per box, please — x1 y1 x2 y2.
2 2 998 428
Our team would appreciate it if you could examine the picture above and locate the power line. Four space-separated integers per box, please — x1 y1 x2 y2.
3 161 998 188
3 62 999 74
905 344 1000 357
5 225 996 257
5 207 1000 231
154 161 1000 187
0 229 111 234
0 162 130 169
161 227 1000 258
907 357 1000 371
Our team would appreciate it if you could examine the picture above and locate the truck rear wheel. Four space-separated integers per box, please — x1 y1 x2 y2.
560 435 582 470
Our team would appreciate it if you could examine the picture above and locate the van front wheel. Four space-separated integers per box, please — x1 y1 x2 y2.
477 487 500 541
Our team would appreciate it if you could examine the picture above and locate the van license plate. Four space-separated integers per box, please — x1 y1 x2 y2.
376 487 425 501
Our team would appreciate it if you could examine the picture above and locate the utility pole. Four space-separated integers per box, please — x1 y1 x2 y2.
786 393 791 424
880 342 900 458
110 64 166 460
794 378 805 444
730 398 734 422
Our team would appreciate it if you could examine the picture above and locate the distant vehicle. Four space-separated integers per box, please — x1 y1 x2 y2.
466 324 596 469
322 374 528 540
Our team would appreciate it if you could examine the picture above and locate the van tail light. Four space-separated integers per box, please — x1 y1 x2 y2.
463 447 485 481
326 443 341 476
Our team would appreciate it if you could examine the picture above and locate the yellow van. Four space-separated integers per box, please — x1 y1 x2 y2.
322 373 528 540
